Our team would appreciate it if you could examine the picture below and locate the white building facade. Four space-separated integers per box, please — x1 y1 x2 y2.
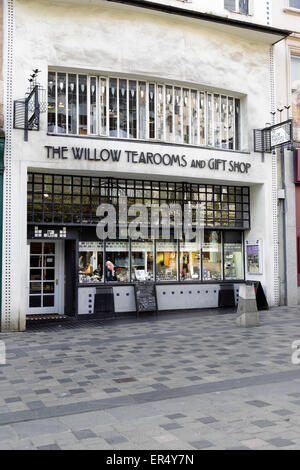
1 0 290 331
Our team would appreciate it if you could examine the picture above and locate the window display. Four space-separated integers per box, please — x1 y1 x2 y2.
105 241 129 282
202 231 222 281
224 231 243 280
131 241 154 281
180 242 201 281
79 242 104 283
156 241 178 281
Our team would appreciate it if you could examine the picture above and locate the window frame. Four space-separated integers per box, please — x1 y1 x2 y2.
48 70 243 151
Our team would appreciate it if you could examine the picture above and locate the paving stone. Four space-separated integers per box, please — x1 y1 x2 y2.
197 416 218 424
245 400 271 408
190 440 215 449
267 438 295 448
73 429 97 440
272 409 294 417
165 413 186 420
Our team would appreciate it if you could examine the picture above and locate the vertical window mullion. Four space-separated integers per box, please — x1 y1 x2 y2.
117 78 120 138
163 85 166 142
76 74 79 135
66 74 69 135
227 97 229 150
197 91 200 146
87 76 91 136
233 98 236 151
180 88 183 144
189 89 191 144
172 86 175 143
55 72 58 134
146 82 149 140
136 81 139 140
127 80 129 139
154 83 157 140
106 77 109 136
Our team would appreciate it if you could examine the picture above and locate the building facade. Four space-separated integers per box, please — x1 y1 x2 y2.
271 0 300 306
0 0 290 331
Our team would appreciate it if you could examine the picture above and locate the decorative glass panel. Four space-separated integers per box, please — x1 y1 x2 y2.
149 84 155 139
174 87 182 143
68 74 77 134
228 97 234 150
138 82 146 139
191 90 198 145
109 78 118 137
183 88 190 144
165 85 173 142
157 84 164 140
48 72 56 133
90 77 97 134
235 98 240 150
199 92 206 146
214 94 221 147
57 73 66 134
207 94 213 146
119 79 128 138
129 80 137 139
79 75 87 135
100 77 107 136
221 96 228 149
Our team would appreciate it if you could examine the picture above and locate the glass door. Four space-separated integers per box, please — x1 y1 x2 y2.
28 242 62 314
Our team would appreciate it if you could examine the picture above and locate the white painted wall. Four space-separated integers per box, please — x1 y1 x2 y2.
1 0 282 329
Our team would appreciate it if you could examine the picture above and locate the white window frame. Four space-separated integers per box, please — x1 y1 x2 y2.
48 70 243 151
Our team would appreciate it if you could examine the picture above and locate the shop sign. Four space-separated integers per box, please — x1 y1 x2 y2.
271 124 291 148
44 145 252 174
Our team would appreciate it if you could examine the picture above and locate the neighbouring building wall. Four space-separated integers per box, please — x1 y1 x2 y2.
0 0 3 130
136 0 272 25
273 0 300 305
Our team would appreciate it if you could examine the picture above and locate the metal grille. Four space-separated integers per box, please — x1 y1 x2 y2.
253 128 271 153
13 85 40 141
27 173 250 230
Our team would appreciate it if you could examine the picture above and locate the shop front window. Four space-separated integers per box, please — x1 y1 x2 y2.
156 241 178 281
105 241 129 282
79 242 104 283
131 241 154 281
202 231 222 281
180 241 201 281
224 232 243 280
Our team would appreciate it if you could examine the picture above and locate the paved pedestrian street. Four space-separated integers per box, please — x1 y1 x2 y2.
1 307 300 450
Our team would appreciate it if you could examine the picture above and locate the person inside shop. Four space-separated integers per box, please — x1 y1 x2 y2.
105 260 115 282
93 264 103 280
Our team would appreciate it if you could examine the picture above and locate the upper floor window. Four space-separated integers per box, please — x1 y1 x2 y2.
290 0 300 9
48 71 241 151
291 56 300 142
224 0 249 14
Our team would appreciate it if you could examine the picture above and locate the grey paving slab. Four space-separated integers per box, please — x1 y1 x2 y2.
1 306 300 449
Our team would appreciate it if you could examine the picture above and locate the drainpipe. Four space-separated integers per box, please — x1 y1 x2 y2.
281 146 288 306
0 129 4 324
